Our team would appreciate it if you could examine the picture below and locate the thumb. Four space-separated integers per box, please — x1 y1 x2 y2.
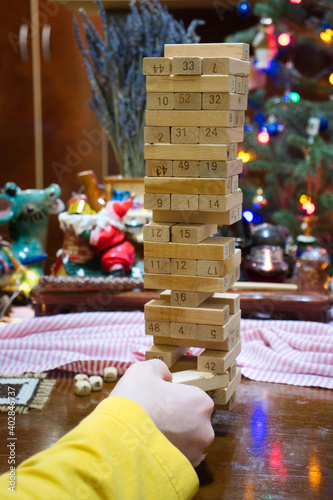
147 359 173 382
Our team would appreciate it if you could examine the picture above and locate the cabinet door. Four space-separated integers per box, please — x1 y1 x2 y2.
39 1 106 269
0 0 35 190
40 1 105 202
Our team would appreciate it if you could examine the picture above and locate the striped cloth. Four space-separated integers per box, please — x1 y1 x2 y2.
0 312 332 388
238 319 333 389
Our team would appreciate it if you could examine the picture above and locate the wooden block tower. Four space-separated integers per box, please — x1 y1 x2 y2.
143 43 249 410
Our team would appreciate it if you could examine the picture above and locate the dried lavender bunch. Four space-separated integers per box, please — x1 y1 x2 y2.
75 0 204 178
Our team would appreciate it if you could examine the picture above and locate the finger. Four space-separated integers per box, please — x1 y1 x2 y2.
145 359 173 382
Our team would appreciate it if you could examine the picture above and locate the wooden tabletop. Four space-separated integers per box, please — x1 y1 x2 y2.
0 375 332 498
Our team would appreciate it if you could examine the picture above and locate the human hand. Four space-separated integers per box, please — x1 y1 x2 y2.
109 359 215 467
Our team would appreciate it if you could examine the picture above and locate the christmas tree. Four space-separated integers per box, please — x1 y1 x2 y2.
227 0 333 254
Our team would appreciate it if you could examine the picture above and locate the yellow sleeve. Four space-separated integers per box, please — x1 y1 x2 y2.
0 397 199 500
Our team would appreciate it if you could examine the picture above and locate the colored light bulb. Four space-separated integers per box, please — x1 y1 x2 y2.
278 33 291 46
290 92 300 103
257 131 270 144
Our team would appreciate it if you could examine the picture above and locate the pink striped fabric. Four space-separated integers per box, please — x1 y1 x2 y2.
0 311 201 376
238 319 333 389
0 312 332 388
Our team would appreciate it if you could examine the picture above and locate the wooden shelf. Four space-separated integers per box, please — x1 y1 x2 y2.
52 0 218 12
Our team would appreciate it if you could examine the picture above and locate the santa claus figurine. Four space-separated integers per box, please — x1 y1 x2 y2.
89 198 135 276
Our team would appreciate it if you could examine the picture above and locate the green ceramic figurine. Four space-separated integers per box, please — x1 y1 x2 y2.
0 182 64 274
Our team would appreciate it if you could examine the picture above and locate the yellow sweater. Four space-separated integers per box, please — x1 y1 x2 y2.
0 397 199 499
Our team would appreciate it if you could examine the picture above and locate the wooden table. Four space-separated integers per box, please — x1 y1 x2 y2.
1 375 332 498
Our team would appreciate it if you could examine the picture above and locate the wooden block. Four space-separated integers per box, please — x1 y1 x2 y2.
229 238 236 255
171 322 197 339
153 332 240 350
224 249 242 275
145 320 171 337
228 361 237 381
210 293 240 314
197 327 237 353
202 92 248 111
235 76 243 94
145 177 232 196
171 223 217 243
144 126 170 144
144 257 170 274
146 110 234 127
145 144 236 161
235 326 241 344
197 259 224 278
171 127 199 144
103 367 118 383
147 92 174 110
231 175 239 192
171 194 199 211
170 355 197 372
214 391 236 411
144 237 231 260
199 190 243 213
144 273 230 293
173 160 200 177
159 289 212 308
144 193 170 210
202 57 250 76
233 111 245 127
242 77 249 94
172 57 202 75
229 265 241 287
146 160 173 177
74 380 91 397
152 204 243 225
197 310 241 342
89 376 103 392
197 335 237 374
164 43 250 61
170 290 213 307
143 221 174 242
172 370 230 391
207 368 242 405
199 158 243 178
198 342 241 374
174 92 201 110
145 344 186 367
143 57 172 75
145 298 229 325
199 126 244 144
170 258 197 276
146 75 235 93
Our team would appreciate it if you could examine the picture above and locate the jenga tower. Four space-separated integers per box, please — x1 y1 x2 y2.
142 43 249 410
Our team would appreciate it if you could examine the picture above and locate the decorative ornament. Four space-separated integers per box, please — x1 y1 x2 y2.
306 117 320 137
329 72 333 85
290 0 302 3
266 114 279 136
236 2 252 18
320 117 329 131
252 187 267 209
252 17 277 70
267 123 278 135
